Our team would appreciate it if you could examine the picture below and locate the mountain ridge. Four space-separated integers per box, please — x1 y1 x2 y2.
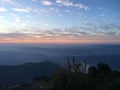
0 61 62 86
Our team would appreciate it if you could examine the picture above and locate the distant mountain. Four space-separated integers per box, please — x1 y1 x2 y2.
21 44 120 57
0 61 62 86
0 44 120 65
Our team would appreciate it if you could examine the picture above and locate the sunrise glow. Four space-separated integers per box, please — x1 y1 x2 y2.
0 0 120 44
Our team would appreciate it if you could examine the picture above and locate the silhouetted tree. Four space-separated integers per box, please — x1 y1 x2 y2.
88 66 98 76
97 63 111 76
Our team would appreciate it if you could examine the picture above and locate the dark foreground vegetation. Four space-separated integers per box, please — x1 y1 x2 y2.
0 62 120 90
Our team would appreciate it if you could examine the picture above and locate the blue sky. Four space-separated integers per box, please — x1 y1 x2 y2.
0 0 120 44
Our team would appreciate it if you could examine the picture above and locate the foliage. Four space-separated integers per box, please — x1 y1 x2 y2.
97 63 111 76
1 62 120 90
50 62 120 90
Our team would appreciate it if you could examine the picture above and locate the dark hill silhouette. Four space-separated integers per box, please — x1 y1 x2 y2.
2 62 120 90
0 61 62 86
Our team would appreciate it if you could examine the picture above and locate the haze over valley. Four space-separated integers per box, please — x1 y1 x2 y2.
0 44 120 69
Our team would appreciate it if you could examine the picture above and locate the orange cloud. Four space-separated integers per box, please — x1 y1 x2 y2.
0 38 120 44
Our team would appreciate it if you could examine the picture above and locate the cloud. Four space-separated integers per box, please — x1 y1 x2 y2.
12 7 30 13
42 0 53 6
100 14 105 17
65 9 73 14
0 23 120 43
99 24 120 31
27 27 91 40
15 16 20 23
56 0 62 3
0 7 7 12
0 32 28 39
26 23 120 40
56 0 90 10
10 13 20 23
64 28 89 35
102 31 117 36
98 7 107 12
32 0 38 2
62 23 120 39
0 16 4 20
31 7 58 14
0 0 12 3
0 0 15 4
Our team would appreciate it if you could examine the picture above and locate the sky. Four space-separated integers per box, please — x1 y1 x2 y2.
0 0 120 44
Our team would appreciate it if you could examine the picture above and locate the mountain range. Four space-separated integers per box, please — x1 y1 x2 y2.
0 61 61 86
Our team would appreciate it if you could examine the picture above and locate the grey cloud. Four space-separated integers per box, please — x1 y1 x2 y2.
99 24 120 30
43 31 56 35
64 27 89 35
102 31 117 36
0 33 29 39
33 23 120 40
2 23 119 40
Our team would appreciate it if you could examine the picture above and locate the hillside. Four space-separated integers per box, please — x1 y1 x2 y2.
1 62 120 90
0 61 62 86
